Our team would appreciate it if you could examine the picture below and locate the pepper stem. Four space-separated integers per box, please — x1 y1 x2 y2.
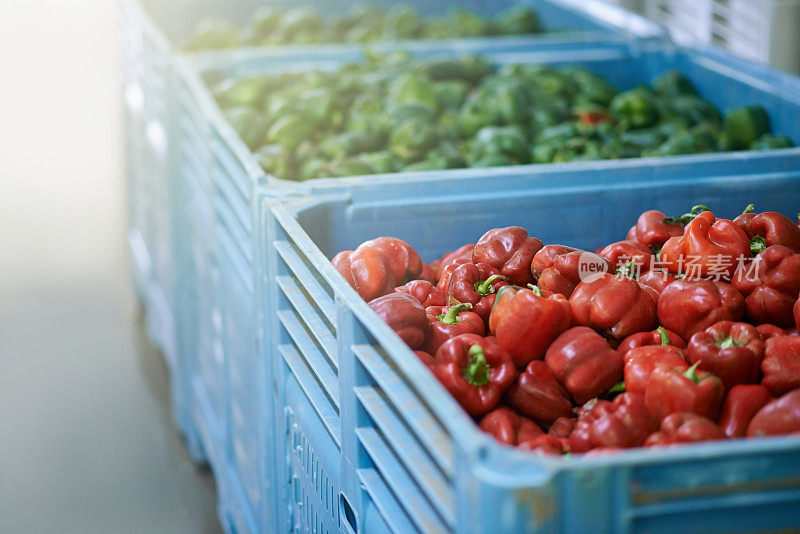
716 335 743 350
463 345 490 387
750 236 767 255
474 274 507 296
683 360 702 383
608 381 626 394
526 284 542 297
741 203 755 216
615 260 638 279
657 326 670 346
663 204 711 225
437 303 472 325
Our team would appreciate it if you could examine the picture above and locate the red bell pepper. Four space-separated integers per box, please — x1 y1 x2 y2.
734 206 800 254
545 326 624 405
518 434 567 455
436 261 472 296
627 209 686 250
657 278 745 341
416 262 439 284
579 110 611 125
488 285 573 368
569 273 657 341
472 226 543 286
423 303 485 355
757 324 787 341
637 269 678 295
479 407 544 446
618 326 686 361
394 280 446 308
414 350 435 367
686 321 765 390
505 360 574 424
796 298 800 330
644 412 726 447
549 416 576 439
718 384 773 438
439 243 475 270
747 388 800 437
433 334 517 416
531 245 578 279
597 240 655 275
732 245 800 327
445 263 509 324
368 293 429 350
623 345 689 396
660 210 751 281
761 335 800 396
333 237 423 301
569 393 658 452
535 250 613 298
644 361 724 421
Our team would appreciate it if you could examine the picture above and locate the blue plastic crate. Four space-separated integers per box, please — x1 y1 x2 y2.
260 152 800 534
174 38 800 532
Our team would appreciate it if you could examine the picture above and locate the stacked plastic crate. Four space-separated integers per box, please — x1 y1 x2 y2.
120 0 800 532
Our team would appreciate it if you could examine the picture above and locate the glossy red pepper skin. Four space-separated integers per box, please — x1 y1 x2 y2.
436 260 473 296
473 227 543 286
718 384 773 438
623 345 689 396
761 335 800 396
637 269 678 295
657 278 745 341
549 416 576 439
423 304 485 355
644 413 726 446
618 328 686 360
734 211 800 253
627 210 685 249
506 361 574 424
644 362 724 421
414 350 435 367
531 245 578 279
569 273 657 341
660 210 751 280
569 393 658 452
368 293 429 350
597 240 655 274
747 388 800 437
479 407 544 446
545 326 624 405
732 245 800 327
795 299 800 330
439 243 475 270
536 250 612 299
394 280 446 308
757 324 787 341
334 237 423 301
433 334 517 416
446 263 509 324
686 321 765 390
489 285 573 368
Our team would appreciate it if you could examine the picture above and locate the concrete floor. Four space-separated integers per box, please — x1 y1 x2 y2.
0 1 222 532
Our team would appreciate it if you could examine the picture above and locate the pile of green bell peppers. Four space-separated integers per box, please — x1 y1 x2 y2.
212 53 793 181
183 5 542 50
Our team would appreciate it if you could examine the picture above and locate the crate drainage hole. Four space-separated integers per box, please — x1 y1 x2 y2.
340 493 358 534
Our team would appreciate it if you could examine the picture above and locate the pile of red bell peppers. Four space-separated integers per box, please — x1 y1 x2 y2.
332 205 800 455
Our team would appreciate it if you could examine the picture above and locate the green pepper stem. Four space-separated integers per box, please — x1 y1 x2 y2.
615 260 638 279
527 284 542 297
657 326 670 346
437 303 472 325
741 203 755 216
608 381 626 394
474 274 507 296
716 335 743 350
683 360 702 383
463 345 490 387
663 204 711 226
750 235 767 255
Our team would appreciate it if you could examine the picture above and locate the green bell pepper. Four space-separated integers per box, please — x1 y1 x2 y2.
724 106 771 149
